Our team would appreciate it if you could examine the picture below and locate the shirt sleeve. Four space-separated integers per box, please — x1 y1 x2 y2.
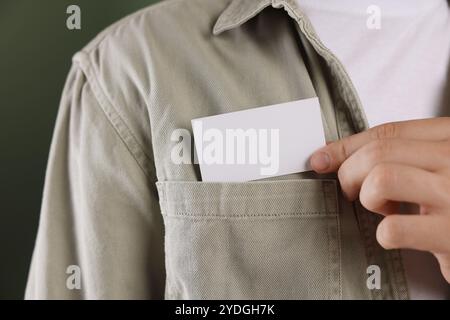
25 61 165 299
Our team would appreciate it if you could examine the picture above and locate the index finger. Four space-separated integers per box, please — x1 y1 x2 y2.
310 117 450 173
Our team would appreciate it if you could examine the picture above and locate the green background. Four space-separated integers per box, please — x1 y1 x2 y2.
0 0 159 299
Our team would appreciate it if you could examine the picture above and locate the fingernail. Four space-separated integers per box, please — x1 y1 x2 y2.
376 223 390 249
311 151 330 172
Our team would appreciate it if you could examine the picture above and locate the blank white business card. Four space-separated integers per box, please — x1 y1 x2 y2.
191 97 325 182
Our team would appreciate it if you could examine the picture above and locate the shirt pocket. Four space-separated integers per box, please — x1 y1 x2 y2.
156 179 341 299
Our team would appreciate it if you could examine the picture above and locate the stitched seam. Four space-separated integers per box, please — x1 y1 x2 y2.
164 194 332 203
163 212 337 218
336 212 342 299
156 179 337 185
327 213 331 300
73 54 155 179
329 182 342 299
299 21 367 132
387 250 410 300
360 208 382 299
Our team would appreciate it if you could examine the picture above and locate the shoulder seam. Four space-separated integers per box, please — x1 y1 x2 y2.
73 51 156 181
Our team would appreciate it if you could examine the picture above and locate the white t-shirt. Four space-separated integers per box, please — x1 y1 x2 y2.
296 0 450 299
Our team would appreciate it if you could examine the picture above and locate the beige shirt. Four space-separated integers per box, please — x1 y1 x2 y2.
26 0 449 299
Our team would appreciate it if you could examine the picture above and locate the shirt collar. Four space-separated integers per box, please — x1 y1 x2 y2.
213 0 301 35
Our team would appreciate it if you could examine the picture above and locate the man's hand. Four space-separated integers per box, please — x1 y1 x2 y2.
310 117 450 283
